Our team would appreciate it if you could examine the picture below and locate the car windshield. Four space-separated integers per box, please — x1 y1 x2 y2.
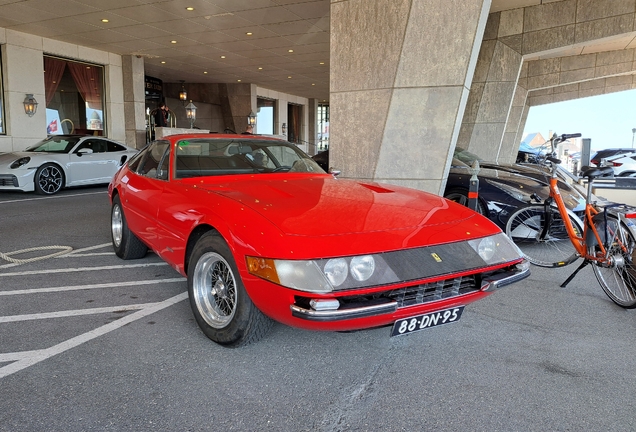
25 136 80 153
453 147 484 164
174 138 325 179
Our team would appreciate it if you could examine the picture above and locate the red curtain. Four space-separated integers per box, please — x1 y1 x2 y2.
67 62 101 109
44 57 66 106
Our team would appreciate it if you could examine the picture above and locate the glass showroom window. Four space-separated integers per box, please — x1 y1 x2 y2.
256 98 275 135
44 56 105 136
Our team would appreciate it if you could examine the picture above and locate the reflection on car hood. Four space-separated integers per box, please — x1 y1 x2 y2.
197 175 499 241
450 161 585 209
0 152 31 164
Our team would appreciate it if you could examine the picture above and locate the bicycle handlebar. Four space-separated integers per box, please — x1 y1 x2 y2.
561 133 582 140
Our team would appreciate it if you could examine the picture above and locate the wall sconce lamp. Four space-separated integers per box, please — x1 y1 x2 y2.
179 80 187 105
282 123 287 135
185 100 197 128
247 111 256 129
23 94 38 117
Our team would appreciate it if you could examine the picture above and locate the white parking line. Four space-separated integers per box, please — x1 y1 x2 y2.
0 190 106 205
0 303 162 323
0 278 185 296
0 292 188 379
0 262 169 277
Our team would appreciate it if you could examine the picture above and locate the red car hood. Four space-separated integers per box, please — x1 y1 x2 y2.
195 175 497 240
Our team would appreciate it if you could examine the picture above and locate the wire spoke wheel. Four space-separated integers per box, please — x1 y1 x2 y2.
192 252 238 328
506 205 581 267
590 217 636 308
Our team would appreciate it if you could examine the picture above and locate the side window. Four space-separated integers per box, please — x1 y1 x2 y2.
76 139 107 153
127 146 146 172
138 141 169 179
107 141 126 152
91 140 107 153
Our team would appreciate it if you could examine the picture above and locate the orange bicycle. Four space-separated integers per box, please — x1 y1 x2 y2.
505 133 636 308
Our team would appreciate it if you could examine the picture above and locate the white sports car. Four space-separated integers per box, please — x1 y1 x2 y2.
0 135 138 195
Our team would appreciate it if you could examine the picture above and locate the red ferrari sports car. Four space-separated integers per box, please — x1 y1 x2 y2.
108 134 529 347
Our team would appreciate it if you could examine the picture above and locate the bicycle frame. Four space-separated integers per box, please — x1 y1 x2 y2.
547 174 609 263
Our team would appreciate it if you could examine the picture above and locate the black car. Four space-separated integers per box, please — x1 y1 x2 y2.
311 147 586 231
445 147 586 230
311 149 329 171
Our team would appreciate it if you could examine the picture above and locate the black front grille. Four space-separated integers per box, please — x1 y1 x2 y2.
0 175 18 187
386 275 478 307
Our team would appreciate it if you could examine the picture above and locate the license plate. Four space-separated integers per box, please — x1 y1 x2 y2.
390 306 464 337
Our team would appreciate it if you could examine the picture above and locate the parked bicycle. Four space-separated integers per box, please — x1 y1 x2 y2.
505 133 636 308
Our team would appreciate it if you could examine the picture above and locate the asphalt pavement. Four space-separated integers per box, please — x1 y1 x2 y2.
0 186 635 431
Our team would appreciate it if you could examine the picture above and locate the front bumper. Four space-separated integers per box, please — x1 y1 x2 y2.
0 168 36 192
289 260 529 322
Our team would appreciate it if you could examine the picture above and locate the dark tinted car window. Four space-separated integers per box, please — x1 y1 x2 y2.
107 141 126 152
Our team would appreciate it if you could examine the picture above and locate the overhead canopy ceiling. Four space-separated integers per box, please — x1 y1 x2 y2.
0 0 630 102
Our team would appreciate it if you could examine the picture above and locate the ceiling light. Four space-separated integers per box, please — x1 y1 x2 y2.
288 76 292 79
246 32 253 36
312 83 315 86
161 61 166 64
203 71 208 74
171 40 177 44
320 62 325 65
288 49 294 53
186 7 194 11
220 55 226 59
237 79 241 82
101 19 109 23
258 67 263 70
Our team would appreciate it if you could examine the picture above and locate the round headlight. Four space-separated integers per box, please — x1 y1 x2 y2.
478 237 496 261
324 258 348 287
350 255 375 281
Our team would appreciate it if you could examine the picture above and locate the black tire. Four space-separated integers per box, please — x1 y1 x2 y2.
34 163 64 195
505 205 581 267
188 232 273 347
444 187 485 215
111 195 148 260
589 216 636 308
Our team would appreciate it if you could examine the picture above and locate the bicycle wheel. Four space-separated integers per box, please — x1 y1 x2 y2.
589 216 636 308
505 205 581 267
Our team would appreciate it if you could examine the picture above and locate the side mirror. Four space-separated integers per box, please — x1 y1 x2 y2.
77 148 93 156
329 168 341 177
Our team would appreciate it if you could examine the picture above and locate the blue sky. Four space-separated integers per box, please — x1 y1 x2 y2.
522 88 636 151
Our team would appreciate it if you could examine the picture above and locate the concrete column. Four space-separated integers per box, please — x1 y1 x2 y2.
308 98 318 155
458 10 523 160
499 82 528 164
330 0 491 195
218 83 254 133
514 102 530 152
121 55 146 149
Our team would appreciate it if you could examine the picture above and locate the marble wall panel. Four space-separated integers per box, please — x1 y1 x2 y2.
476 81 517 123
575 14 634 43
559 67 595 83
375 87 464 186
396 0 488 88
499 8 523 37
524 0 576 32
560 53 597 71
467 122 506 158
330 0 410 93
329 89 391 180
523 24 575 55
576 0 635 22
